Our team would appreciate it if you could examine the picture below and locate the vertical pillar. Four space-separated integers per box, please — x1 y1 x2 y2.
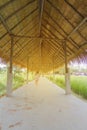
64 42 71 94
27 57 29 84
53 57 55 78
40 39 42 74
31 62 34 80
6 36 13 96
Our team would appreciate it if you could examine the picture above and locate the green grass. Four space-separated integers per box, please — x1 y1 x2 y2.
48 75 87 99
1 70 87 100
0 70 34 97
0 71 7 96
49 75 65 89
13 72 26 89
71 76 87 99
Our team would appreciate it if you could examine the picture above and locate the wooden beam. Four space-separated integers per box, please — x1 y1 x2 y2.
14 39 35 58
9 7 38 32
0 14 38 40
67 17 87 39
19 44 40 62
42 30 74 54
42 24 62 40
43 18 64 39
79 41 87 48
0 0 15 10
64 0 84 18
38 0 44 36
47 0 87 41
12 16 39 38
5 0 35 21
5 24 38 56
47 0 75 28
0 14 12 36
12 34 64 41
68 41 87 62
44 10 80 49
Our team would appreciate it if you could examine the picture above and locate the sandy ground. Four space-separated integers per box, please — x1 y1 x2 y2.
0 77 87 130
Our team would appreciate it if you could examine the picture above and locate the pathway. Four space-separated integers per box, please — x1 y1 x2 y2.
0 77 87 130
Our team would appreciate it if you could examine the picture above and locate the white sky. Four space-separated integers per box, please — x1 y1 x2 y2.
69 62 87 69
0 64 6 68
0 63 87 69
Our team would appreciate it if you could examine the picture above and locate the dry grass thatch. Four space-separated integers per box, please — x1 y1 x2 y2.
0 0 87 72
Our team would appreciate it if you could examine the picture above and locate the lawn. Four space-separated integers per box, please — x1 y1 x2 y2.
0 69 34 97
71 76 87 99
1 69 87 99
48 75 87 99
0 70 7 96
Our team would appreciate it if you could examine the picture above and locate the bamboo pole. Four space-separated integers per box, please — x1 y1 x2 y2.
27 57 29 84
6 36 13 96
64 42 71 94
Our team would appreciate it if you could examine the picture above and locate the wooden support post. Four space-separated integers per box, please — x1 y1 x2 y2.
6 36 13 96
27 57 29 84
53 56 55 78
40 39 42 73
64 42 71 94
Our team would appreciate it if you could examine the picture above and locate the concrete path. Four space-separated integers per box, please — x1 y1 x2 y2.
0 77 87 130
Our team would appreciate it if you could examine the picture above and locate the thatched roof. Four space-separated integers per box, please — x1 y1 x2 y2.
0 0 87 72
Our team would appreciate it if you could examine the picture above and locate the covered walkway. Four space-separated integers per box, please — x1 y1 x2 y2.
0 77 87 130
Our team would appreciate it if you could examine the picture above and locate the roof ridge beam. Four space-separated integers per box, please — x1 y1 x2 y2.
38 0 45 36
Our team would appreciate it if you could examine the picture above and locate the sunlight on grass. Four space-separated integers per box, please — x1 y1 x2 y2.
0 71 7 96
48 75 87 99
71 76 87 99
0 69 34 97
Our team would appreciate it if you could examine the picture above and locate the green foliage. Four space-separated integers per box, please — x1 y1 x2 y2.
48 75 87 99
0 71 7 96
48 75 65 89
71 76 87 99
0 68 34 97
28 73 35 81
13 73 25 89
55 76 65 89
